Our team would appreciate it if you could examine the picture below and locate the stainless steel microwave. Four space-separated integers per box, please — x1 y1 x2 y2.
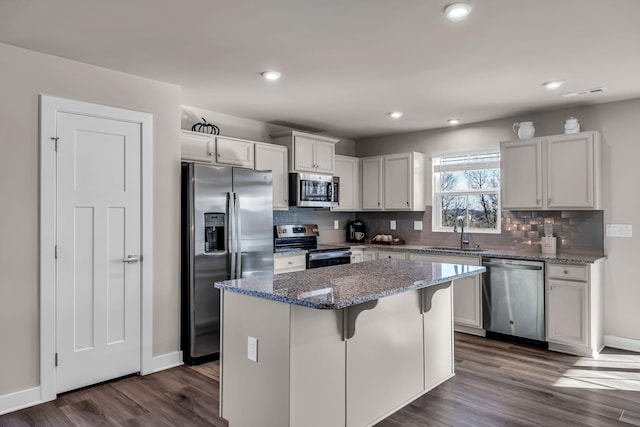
289 173 339 208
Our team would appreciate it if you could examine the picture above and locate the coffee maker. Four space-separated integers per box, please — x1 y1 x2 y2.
347 220 366 243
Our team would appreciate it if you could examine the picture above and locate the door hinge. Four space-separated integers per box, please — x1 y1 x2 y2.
50 136 59 152
55 353 58 367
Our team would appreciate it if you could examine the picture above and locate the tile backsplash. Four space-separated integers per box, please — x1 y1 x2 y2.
273 208 356 243
356 209 604 253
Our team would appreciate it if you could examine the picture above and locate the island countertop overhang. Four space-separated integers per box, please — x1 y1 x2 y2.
214 259 485 309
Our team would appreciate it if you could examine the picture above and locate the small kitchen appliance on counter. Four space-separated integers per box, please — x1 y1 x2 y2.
541 222 557 255
275 224 352 269
346 220 366 243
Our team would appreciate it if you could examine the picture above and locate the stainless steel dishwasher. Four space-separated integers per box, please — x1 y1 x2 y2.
482 258 545 342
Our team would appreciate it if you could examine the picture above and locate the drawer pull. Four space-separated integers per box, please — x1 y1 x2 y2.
288 261 293 265
564 270 569 274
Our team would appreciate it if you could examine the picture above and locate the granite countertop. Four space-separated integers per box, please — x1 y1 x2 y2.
338 242 606 264
215 259 485 310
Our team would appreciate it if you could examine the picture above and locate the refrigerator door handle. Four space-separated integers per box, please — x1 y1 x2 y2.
228 192 236 279
235 193 242 278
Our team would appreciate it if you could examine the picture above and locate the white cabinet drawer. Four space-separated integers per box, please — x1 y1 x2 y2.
274 253 306 274
377 251 407 260
547 263 587 281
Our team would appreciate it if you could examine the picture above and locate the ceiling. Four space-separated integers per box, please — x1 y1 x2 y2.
2 0 640 139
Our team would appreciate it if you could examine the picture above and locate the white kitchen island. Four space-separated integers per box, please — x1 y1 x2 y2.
215 259 485 427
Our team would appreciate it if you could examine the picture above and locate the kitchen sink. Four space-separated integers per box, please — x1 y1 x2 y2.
427 246 487 252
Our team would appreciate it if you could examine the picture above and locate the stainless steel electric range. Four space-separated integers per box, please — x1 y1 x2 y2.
274 224 352 269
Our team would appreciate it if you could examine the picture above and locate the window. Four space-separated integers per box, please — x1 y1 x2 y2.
432 151 501 233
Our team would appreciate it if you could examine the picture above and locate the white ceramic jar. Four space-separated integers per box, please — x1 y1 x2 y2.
564 117 580 134
513 121 535 139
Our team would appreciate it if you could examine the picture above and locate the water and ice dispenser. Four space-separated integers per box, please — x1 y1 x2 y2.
204 213 225 253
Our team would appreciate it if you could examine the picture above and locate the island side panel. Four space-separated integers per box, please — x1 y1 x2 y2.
423 281 455 391
346 290 425 427
220 291 291 427
290 305 346 427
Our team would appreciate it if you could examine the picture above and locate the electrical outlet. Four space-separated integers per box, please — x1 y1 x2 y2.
334 220 340 230
247 336 258 362
390 220 397 230
414 221 423 231
606 224 632 237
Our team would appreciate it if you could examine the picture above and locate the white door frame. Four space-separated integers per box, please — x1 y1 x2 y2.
39 95 154 402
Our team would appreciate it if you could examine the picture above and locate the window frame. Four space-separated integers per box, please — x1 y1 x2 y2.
432 150 502 234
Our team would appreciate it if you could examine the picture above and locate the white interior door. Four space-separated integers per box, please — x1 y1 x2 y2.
56 111 142 393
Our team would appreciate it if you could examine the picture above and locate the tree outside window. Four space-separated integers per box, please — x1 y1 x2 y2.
433 152 501 233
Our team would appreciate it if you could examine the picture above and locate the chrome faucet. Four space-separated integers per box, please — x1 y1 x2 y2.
453 215 470 250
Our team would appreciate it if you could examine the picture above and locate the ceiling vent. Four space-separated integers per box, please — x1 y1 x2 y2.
560 87 608 98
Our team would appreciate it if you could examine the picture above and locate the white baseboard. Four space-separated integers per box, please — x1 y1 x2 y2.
604 335 640 353
151 350 184 373
0 386 42 416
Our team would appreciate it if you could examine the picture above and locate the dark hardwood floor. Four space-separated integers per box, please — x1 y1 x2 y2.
2 333 639 426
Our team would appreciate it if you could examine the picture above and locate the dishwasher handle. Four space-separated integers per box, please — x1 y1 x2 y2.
482 261 543 271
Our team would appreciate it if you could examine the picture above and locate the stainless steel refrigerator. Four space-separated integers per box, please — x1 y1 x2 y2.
181 162 273 364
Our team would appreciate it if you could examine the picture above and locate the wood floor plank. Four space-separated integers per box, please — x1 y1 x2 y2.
1 333 639 427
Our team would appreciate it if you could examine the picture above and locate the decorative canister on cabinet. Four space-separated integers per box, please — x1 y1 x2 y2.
512 121 535 139
564 116 580 134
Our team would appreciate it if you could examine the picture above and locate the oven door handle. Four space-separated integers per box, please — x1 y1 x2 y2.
308 250 352 261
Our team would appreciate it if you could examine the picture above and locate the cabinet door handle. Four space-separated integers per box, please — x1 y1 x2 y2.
377 202 380 206
406 201 409 206
537 198 541 204
547 197 551 204
123 255 139 264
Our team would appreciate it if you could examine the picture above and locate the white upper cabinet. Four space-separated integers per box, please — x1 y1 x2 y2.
546 132 600 209
180 130 214 163
362 153 425 211
271 130 339 174
255 143 289 210
215 136 255 169
361 156 384 210
384 152 425 211
180 130 254 169
501 131 601 210
501 139 544 209
333 155 360 211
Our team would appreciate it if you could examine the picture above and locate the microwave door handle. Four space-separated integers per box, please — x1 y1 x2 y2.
234 193 242 278
228 192 236 279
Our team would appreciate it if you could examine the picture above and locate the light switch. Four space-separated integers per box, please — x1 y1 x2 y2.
414 221 423 231
247 336 258 362
606 224 632 237
334 220 340 230
390 220 397 230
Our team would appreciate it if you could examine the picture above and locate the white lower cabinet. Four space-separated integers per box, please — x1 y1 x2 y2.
349 248 364 264
363 248 377 261
546 262 604 357
274 253 306 274
408 253 483 334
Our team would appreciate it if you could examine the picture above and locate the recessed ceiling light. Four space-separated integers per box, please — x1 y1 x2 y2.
448 118 460 125
261 71 281 81
389 111 403 119
444 3 472 21
543 81 565 90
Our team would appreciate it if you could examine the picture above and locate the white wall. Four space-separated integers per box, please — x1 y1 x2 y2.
357 98 640 342
0 42 182 396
